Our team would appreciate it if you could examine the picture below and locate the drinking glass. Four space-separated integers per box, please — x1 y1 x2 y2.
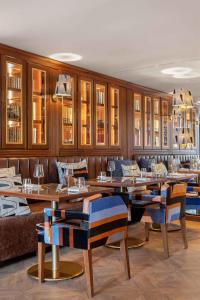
33 164 44 187
107 161 115 179
99 171 106 180
76 177 85 190
140 168 146 178
64 168 74 188
23 178 31 189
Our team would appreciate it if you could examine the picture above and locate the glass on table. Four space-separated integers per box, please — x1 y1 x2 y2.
140 168 147 178
64 168 74 188
76 177 85 190
99 171 106 181
33 164 44 188
23 178 32 190
107 161 115 179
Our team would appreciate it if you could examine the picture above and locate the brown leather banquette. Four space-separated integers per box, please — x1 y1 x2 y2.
0 156 122 262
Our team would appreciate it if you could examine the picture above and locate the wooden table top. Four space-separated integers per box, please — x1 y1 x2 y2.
178 169 200 175
87 174 197 188
0 183 114 202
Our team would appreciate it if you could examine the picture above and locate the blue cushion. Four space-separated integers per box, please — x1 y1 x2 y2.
109 160 132 177
138 158 148 169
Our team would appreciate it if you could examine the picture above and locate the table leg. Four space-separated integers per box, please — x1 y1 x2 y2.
27 200 84 281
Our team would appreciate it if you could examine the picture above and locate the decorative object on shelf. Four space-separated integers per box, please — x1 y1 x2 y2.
172 89 194 110
171 89 196 149
53 74 72 101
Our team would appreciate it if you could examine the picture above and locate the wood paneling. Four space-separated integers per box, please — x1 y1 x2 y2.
0 43 198 159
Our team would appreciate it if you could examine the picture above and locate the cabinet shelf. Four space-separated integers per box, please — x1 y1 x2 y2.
7 87 21 92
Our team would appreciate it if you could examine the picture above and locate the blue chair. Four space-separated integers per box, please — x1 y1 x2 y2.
37 194 130 297
138 183 188 258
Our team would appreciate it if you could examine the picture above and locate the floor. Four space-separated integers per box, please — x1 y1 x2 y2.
1 221 200 300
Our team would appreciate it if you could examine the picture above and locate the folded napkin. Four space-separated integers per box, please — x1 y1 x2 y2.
68 186 88 193
186 192 198 197
96 176 112 182
136 177 149 182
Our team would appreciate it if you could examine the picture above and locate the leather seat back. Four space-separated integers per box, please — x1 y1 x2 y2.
0 156 123 183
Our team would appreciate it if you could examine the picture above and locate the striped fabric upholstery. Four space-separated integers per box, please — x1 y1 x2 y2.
37 195 128 250
140 183 186 224
186 185 200 209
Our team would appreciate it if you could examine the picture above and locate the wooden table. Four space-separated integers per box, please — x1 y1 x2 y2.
87 174 198 190
0 183 113 281
178 169 200 182
87 174 197 239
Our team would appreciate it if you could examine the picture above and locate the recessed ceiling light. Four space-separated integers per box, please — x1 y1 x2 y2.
173 72 200 79
49 52 82 62
161 67 192 75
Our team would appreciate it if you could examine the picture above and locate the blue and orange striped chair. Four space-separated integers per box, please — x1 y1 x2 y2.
186 184 200 214
139 183 188 258
37 194 130 297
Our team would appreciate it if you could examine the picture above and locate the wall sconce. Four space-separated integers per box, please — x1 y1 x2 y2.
52 74 72 102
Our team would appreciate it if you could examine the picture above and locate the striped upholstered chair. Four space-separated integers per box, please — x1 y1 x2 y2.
185 184 200 213
37 194 130 297
139 183 188 258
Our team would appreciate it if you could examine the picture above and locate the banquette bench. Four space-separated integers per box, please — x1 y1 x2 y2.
0 156 122 262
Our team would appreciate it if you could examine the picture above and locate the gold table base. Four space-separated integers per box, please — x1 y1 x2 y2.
27 261 84 281
151 223 181 232
106 237 145 249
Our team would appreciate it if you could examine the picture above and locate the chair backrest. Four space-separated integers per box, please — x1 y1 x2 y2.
83 194 128 248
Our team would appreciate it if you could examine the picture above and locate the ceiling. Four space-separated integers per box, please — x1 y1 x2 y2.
1 0 200 99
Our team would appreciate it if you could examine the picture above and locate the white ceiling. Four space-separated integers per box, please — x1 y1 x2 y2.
1 0 200 98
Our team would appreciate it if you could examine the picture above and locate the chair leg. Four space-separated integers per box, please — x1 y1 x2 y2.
83 249 94 298
180 217 188 249
145 223 150 241
38 242 45 283
120 238 131 280
160 224 169 258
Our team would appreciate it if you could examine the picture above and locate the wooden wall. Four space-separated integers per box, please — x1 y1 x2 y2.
0 43 198 158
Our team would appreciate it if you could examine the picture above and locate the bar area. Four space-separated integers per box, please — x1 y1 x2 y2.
1 2 200 299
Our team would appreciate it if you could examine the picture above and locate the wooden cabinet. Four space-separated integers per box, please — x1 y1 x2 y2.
109 85 121 148
94 82 108 148
1 55 26 149
78 78 93 148
144 96 152 148
28 64 49 149
59 74 77 148
153 98 161 149
161 99 170 149
133 93 143 148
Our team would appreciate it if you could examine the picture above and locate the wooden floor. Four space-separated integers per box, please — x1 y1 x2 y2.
1 221 200 300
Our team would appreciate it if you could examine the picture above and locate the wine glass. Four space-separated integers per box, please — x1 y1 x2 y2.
33 164 44 188
64 168 74 188
107 161 115 180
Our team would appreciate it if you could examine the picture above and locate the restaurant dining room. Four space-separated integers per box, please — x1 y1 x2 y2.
1 1 200 299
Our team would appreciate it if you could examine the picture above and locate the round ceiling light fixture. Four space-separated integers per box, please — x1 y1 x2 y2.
49 52 82 62
161 67 192 75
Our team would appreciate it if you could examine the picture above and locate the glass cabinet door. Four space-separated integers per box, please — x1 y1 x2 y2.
161 100 170 149
31 68 47 146
95 83 107 146
144 96 152 148
61 75 75 147
110 87 120 146
133 93 143 148
80 79 92 146
3 58 25 148
153 98 161 148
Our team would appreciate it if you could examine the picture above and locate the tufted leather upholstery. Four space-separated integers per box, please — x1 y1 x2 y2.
0 156 123 183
